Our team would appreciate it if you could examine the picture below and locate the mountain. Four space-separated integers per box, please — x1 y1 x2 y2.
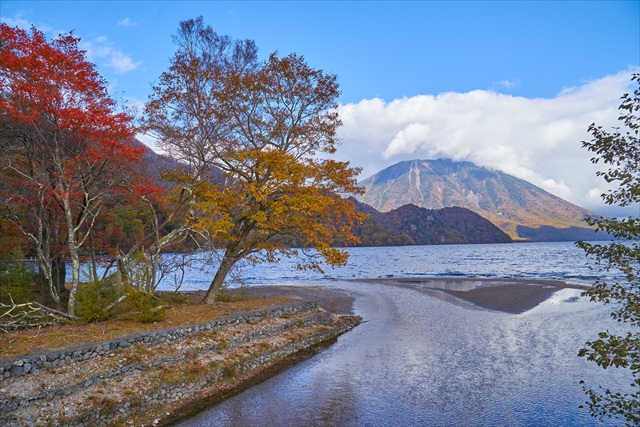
140 144 181 185
349 198 512 246
357 159 604 241
135 138 223 186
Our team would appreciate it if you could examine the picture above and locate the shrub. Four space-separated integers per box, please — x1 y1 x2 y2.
74 280 167 323
75 280 119 322
0 261 37 304
216 289 245 303
120 285 166 323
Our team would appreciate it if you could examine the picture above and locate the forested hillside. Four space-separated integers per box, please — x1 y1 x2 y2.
349 198 512 246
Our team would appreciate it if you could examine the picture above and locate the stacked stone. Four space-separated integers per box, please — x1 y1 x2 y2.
1 300 361 427
0 301 318 381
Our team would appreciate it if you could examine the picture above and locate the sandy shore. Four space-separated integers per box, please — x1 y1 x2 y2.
190 285 357 315
353 277 589 314
190 277 588 316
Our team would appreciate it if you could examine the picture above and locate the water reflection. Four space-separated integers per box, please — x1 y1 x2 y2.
383 277 489 291
176 280 630 427
525 288 591 315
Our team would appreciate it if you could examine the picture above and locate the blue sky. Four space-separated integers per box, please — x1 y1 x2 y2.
2 1 639 215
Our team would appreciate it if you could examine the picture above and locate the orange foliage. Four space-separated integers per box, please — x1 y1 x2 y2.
143 18 366 303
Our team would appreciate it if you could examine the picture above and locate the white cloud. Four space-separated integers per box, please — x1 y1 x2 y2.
384 123 431 158
80 38 141 74
492 79 520 90
1 12 57 35
3 12 140 74
336 70 639 216
106 49 140 73
117 17 138 27
1 13 32 29
586 187 605 204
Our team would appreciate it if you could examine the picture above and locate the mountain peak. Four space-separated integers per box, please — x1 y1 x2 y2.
357 158 600 241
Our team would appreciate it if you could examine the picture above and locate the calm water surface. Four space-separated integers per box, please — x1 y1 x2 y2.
167 242 630 426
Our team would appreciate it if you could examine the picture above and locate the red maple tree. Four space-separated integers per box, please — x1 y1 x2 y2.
1 24 143 315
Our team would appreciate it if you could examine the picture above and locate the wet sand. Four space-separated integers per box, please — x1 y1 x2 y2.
355 277 590 314
217 278 589 315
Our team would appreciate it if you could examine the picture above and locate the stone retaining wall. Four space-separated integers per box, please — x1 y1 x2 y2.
0 310 336 417
0 299 361 427
55 316 360 427
0 301 318 382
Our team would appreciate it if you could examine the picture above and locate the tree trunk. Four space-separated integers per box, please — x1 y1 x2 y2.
202 250 237 304
33 207 60 310
88 233 99 283
62 198 80 318
52 257 66 296
66 248 80 317
36 255 59 309
144 249 157 292
38 268 48 305
116 250 129 286
51 224 66 296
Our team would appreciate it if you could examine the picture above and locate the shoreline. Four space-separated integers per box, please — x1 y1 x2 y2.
1 278 591 426
188 277 590 316
0 293 360 427
193 276 589 316
221 285 356 315
159 333 345 426
349 277 590 314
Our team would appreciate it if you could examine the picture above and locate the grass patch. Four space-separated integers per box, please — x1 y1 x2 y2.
222 362 238 379
0 294 293 359
184 361 209 381
215 288 247 303
121 343 154 365
94 396 119 415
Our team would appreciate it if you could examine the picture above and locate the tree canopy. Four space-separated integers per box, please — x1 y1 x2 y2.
577 73 640 425
143 17 365 303
0 24 143 315
0 18 365 318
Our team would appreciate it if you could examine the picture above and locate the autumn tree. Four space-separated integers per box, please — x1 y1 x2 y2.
0 24 143 316
114 175 194 293
577 73 640 425
143 17 364 303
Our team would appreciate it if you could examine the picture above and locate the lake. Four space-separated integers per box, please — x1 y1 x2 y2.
156 241 606 291
165 242 631 426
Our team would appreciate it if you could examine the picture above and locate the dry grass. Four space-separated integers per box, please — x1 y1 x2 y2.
0 294 293 360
